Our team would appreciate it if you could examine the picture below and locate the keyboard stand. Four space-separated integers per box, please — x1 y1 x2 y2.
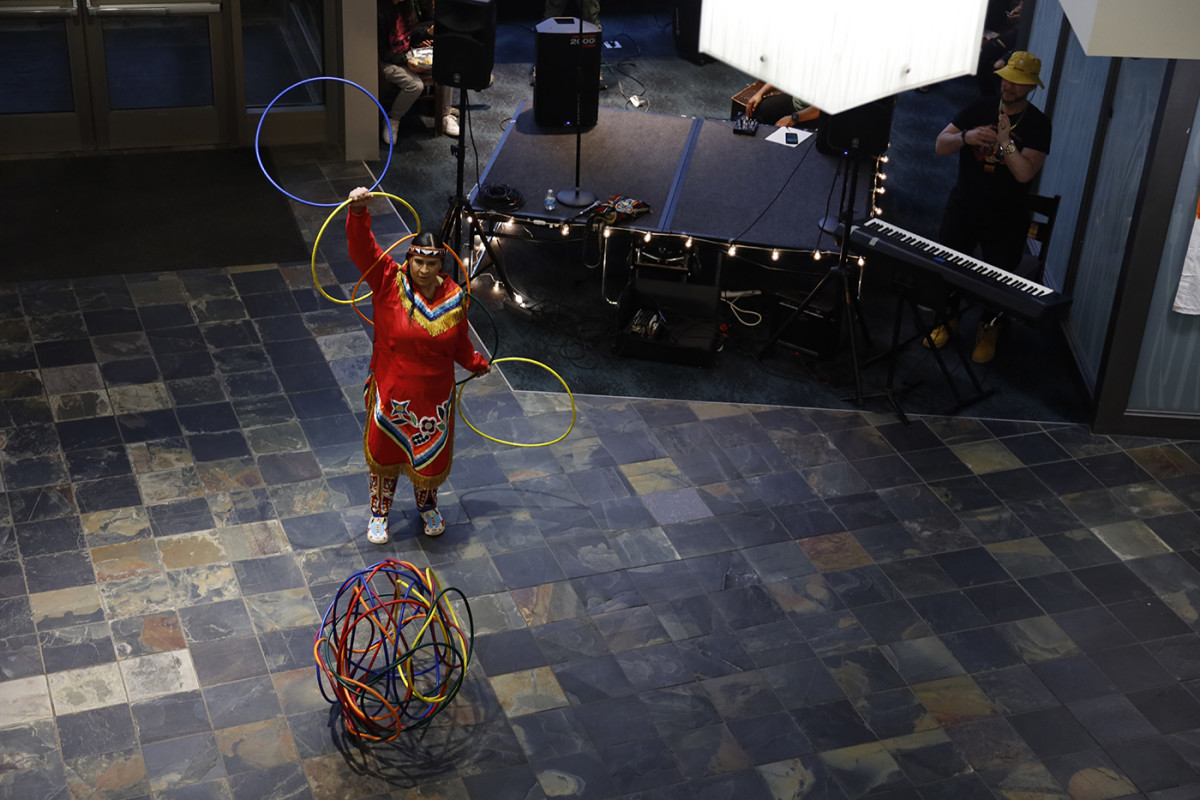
882 288 996 415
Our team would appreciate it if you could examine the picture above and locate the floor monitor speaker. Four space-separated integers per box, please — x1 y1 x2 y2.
433 0 496 90
534 17 601 129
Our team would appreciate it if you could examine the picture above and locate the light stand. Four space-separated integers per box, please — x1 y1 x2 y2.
439 89 515 298
759 140 877 408
556 15 595 208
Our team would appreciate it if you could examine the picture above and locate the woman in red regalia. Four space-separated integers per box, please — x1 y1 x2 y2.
346 187 489 543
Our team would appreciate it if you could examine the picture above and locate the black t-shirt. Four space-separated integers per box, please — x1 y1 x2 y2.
951 95 1052 213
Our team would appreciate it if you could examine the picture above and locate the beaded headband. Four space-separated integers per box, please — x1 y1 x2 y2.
408 244 446 258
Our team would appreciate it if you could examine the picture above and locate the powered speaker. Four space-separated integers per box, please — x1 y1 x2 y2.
817 95 896 158
433 0 496 90
534 17 601 129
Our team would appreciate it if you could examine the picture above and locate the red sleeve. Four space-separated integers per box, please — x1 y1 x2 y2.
346 210 395 294
453 302 489 373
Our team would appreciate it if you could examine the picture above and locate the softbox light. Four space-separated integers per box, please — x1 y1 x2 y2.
699 0 988 115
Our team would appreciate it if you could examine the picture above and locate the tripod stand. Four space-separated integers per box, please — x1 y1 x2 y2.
759 140 875 406
438 88 516 299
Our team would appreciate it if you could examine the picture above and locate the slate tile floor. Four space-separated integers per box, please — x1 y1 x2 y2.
3 152 1200 800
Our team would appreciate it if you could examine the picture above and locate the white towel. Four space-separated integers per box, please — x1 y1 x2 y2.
1174 217 1200 315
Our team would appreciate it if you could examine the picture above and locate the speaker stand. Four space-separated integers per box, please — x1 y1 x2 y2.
759 142 906 420
557 15 595 208
440 89 517 301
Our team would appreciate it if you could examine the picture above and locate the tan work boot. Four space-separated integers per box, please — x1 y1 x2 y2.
922 318 958 349
973 320 1000 363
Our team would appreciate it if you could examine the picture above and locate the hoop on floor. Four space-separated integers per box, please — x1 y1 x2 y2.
311 193 421 306
256 76 394 207
457 357 576 447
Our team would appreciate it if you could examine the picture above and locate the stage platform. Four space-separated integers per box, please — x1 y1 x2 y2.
470 102 875 253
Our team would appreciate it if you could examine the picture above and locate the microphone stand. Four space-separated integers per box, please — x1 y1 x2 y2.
557 15 595 208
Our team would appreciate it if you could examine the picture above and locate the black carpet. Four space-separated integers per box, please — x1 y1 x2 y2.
467 236 1091 425
1 148 308 282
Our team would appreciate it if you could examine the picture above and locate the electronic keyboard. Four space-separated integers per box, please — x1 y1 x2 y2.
843 217 1070 321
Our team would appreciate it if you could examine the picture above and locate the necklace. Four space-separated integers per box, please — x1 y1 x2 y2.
998 98 1028 134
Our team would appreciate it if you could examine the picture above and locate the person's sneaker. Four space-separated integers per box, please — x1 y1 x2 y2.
381 117 399 145
442 114 460 137
973 321 999 363
366 515 389 545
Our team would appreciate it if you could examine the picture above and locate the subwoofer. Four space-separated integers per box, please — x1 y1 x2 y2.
433 0 496 90
533 17 601 129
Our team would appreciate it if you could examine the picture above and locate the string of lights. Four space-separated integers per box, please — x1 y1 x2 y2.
464 152 891 274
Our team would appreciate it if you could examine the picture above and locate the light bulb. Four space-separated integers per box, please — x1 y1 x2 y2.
643 231 652 242
560 224 569 236
857 256 865 267
813 251 821 261
727 244 737 256
771 250 780 261
603 227 612 238
684 237 693 248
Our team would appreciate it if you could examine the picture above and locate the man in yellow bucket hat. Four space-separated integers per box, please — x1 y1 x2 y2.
929 51 1052 363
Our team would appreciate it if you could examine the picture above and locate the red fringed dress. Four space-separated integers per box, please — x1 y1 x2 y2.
347 209 488 488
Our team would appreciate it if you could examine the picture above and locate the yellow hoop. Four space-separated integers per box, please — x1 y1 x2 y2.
311 192 421 305
457 358 576 447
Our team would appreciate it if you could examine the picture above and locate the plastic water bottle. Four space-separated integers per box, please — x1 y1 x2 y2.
544 189 557 211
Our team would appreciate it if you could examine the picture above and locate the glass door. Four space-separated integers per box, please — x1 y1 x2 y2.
0 0 230 153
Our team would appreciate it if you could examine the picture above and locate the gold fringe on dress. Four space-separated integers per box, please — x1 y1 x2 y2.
397 273 465 338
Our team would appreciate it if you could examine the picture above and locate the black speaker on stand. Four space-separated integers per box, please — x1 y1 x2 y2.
434 0 514 299
534 16 601 128
816 95 896 157
433 0 496 90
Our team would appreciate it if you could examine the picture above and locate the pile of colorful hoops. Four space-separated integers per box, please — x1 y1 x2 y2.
314 560 473 740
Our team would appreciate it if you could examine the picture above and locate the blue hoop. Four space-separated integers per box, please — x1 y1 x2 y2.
255 76 394 208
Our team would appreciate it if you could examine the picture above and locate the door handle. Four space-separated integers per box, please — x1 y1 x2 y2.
82 0 220 14
0 2 79 15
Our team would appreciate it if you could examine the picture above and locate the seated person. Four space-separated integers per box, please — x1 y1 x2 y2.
378 0 457 141
977 0 1023 95
744 83 820 128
